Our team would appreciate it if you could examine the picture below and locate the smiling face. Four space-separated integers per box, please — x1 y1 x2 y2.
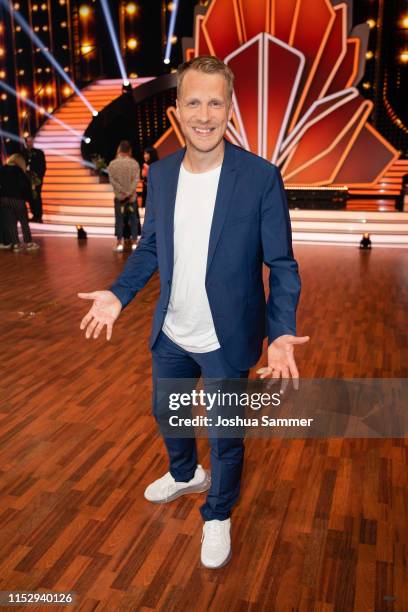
176 69 233 155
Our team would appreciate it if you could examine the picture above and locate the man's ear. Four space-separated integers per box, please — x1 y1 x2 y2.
227 101 234 122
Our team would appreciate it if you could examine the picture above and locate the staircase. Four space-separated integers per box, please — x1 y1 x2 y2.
33 78 152 235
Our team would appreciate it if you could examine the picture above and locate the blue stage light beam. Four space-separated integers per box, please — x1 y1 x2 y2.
0 0 97 115
0 128 25 146
164 0 180 64
99 0 128 83
0 80 85 140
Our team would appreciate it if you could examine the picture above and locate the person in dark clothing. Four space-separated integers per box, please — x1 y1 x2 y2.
141 146 159 209
22 136 46 223
0 154 39 251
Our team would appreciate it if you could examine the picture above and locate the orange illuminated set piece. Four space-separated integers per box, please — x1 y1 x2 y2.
155 0 398 191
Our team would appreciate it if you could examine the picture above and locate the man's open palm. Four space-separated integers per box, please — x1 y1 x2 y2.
78 290 122 340
257 334 310 391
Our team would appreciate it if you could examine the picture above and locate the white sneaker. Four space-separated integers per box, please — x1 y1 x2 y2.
201 519 232 569
144 464 210 503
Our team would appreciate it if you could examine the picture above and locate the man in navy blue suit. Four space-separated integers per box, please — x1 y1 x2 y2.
79 56 309 569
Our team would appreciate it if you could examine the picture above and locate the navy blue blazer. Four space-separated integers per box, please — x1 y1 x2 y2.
110 139 301 370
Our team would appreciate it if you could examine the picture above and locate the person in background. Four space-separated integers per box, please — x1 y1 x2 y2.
141 146 159 209
0 154 39 251
107 140 141 253
22 136 46 223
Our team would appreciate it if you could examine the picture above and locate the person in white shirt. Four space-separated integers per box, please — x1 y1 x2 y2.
79 56 308 569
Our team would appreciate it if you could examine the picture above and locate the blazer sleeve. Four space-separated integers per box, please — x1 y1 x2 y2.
109 167 158 308
261 165 301 344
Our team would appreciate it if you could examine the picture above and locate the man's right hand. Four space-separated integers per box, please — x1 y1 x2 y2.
78 290 122 340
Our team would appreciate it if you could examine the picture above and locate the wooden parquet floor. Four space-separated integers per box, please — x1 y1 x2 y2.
0 237 407 612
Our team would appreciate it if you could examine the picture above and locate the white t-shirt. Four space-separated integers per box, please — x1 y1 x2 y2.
162 162 222 353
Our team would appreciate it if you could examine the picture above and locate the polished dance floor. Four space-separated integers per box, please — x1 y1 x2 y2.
0 237 407 610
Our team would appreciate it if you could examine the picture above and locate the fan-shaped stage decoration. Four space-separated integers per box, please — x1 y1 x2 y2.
154 0 398 187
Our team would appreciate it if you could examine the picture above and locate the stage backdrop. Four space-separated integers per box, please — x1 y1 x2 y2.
154 0 399 188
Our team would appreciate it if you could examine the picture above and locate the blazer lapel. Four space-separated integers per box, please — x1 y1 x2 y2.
163 146 185 282
206 139 237 276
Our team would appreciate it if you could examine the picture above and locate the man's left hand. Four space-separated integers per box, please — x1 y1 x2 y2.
256 334 310 391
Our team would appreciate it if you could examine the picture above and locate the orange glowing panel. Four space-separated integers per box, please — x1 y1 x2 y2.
333 123 399 185
263 34 305 161
327 38 360 94
272 0 298 42
166 107 185 146
288 0 335 130
154 126 182 158
284 101 372 184
225 35 261 154
279 89 356 163
238 0 271 41
202 0 243 58
185 48 195 61
296 4 347 121
194 15 211 57
282 92 368 180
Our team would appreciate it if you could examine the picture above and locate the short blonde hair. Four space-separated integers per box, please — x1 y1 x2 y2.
7 153 27 172
177 55 234 102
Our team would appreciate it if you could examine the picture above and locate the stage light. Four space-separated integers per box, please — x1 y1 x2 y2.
16 25 21 31
399 50 408 63
171 35 177 44
59 0 66 4
77 225 87 240
60 21 67 27
81 43 93 55
123 80 130 86
0 0 97 115
32 3 38 10
18 69 25 75
1 94 6 100
0 47 5 57
14 2 20 9
84 137 91 143
92 110 98 117
362 81 371 89
20 88 28 98
23 130 29 137
0 70 6 78
45 85 53 95
366 19 376 29
402 16 408 28
79 5 91 18
125 2 137 16
41 3 47 9
127 38 138 50
42 25 48 31
360 233 372 250
365 50 374 59
100 0 128 82
164 0 179 65
3 116 8 121
167 2 174 10
63 85 71 96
